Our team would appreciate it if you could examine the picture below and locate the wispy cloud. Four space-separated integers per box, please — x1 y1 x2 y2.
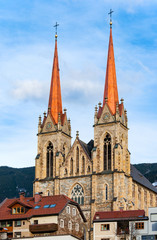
0 0 157 167
12 80 47 100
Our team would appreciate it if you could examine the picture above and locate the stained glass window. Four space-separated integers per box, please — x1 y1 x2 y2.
71 184 84 205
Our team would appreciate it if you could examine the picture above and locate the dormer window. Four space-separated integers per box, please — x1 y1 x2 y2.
12 206 25 214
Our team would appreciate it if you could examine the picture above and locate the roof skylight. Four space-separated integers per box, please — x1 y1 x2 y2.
34 205 40 209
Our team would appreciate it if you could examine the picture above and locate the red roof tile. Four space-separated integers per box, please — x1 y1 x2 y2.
93 210 145 222
0 195 86 221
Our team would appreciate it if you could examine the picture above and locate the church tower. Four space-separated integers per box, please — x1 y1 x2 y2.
34 34 71 195
93 20 129 174
92 20 132 212
34 19 157 239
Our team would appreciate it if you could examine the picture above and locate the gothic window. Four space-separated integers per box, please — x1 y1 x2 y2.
76 147 79 173
87 166 90 173
63 144 65 161
82 156 85 174
65 168 68 175
104 133 111 170
70 158 73 175
105 184 108 201
46 142 53 177
71 184 84 205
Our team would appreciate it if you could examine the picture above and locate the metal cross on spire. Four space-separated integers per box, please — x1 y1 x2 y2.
108 9 114 27
54 22 59 39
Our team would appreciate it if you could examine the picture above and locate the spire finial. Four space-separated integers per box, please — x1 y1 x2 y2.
108 9 114 28
54 22 59 39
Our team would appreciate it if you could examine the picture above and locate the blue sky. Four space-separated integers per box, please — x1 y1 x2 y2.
0 0 157 167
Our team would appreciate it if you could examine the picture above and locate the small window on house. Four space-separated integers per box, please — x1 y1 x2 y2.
15 220 21 227
34 205 40 209
72 208 76 216
66 206 70 214
151 213 157 222
135 222 144 229
17 207 20 214
50 204 56 208
60 219 64 228
68 221 72 230
13 208 16 214
21 207 24 213
47 190 50 196
34 220 38 225
14 232 21 238
43 205 50 208
101 224 110 231
7 221 12 227
75 223 79 231
1 221 6 227
23 221 25 225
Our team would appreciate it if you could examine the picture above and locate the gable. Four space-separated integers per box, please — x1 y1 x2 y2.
98 103 115 125
41 114 57 133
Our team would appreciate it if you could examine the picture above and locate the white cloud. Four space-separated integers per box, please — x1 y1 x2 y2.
12 79 47 100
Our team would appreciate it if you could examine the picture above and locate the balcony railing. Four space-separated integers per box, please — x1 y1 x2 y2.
29 223 58 233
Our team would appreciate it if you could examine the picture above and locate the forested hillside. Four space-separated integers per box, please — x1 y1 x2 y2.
0 166 34 203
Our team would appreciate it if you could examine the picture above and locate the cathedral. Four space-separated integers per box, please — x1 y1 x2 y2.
34 21 157 238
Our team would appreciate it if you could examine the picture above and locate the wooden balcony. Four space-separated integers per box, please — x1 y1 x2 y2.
29 223 58 233
0 226 13 233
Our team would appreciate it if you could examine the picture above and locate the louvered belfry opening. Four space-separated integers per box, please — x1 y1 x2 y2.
104 134 111 171
47 142 53 177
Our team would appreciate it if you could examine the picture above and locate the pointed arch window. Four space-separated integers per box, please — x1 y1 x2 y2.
46 142 53 177
70 158 73 175
63 144 65 161
104 134 111 170
71 184 84 205
105 184 108 201
76 147 79 173
82 156 85 174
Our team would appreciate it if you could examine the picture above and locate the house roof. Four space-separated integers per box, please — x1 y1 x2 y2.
131 165 157 193
0 194 86 222
93 210 147 222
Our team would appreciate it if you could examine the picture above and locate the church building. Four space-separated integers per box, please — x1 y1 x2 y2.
34 20 157 238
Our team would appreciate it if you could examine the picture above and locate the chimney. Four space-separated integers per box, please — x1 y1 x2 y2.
34 192 42 203
19 191 25 202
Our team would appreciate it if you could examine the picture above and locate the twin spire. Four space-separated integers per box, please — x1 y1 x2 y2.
48 36 63 124
103 26 119 115
48 18 119 125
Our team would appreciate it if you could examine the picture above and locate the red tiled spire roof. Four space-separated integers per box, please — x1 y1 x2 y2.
103 26 119 115
48 37 63 124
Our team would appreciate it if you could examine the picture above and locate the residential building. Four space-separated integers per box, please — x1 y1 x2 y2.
137 207 157 240
93 209 148 240
0 193 86 239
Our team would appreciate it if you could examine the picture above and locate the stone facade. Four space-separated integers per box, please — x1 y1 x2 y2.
34 27 157 240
